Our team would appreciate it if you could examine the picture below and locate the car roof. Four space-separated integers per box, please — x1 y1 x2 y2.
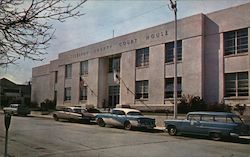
188 111 236 116
113 108 141 114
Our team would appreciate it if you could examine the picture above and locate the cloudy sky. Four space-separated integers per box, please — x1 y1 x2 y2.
1 0 250 84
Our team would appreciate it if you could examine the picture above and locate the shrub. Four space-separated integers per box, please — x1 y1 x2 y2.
178 95 207 114
234 104 246 115
40 99 56 111
29 101 39 109
207 102 232 112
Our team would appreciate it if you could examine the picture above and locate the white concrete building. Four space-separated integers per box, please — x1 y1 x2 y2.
32 3 250 112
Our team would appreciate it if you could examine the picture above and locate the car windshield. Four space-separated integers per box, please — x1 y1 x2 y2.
231 116 244 124
127 111 143 116
73 108 84 114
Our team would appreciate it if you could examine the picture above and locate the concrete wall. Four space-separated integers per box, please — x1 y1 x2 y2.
120 50 136 105
31 64 52 105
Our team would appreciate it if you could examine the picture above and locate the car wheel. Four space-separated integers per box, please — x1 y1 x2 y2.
53 114 59 121
210 132 221 141
168 126 177 136
97 118 105 127
124 121 132 130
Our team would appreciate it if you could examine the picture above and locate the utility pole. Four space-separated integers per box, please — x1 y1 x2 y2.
169 0 178 119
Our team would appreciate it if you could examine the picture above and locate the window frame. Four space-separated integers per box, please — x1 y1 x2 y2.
165 40 182 63
135 80 149 99
224 72 249 97
64 87 71 101
80 86 88 101
80 61 88 76
224 28 248 56
108 57 121 73
136 47 149 67
165 77 182 98
65 64 72 79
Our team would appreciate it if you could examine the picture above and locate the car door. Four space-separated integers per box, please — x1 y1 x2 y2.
110 110 125 127
185 114 203 134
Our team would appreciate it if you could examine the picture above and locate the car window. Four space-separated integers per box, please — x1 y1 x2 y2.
73 108 83 114
201 115 214 122
231 116 243 124
127 111 142 116
187 114 201 121
214 116 229 123
112 110 125 115
87 108 100 113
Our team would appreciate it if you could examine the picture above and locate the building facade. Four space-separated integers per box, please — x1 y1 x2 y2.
32 3 250 111
0 78 31 107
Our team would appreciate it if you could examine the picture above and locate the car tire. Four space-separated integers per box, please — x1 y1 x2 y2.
124 121 132 130
168 126 177 136
210 132 221 141
97 118 106 127
53 114 59 121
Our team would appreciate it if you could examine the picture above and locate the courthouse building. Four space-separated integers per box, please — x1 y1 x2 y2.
32 3 250 111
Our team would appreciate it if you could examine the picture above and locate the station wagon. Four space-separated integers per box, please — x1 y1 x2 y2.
164 112 250 140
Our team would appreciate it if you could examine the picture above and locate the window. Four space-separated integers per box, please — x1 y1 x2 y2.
80 86 87 100
165 77 182 98
135 80 148 99
109 57 120 72
64 87 71 101
165 40 182 63
224 28 248 55
136 47 149 67
187 114 201 121
80 61 88 75
65 64 72 78
112 110 125 115
225 72 248 97
55 71 58 83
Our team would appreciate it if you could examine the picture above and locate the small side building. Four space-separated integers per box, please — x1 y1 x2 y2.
0 78 31 107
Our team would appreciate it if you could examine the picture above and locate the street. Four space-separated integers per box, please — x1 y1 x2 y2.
0 114 250 157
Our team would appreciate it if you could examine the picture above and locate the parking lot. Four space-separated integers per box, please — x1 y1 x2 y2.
0 114 250 157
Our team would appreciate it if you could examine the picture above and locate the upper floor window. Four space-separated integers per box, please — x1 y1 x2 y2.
136 47 149 67
135 80 148 99
55 71 58 83
165 77 182 98
80 61 88 75
65 64 72 78
224 28 248 56
64 87 71 101
225 72 248 97
109 57 120 72
165 40 182 63
80 86 87 100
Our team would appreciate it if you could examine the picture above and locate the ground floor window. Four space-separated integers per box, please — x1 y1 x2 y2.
225 72 248 97
64 87 71 101
135 80 149 99
108 85 120 108
80 86 87 100
165 77 182 98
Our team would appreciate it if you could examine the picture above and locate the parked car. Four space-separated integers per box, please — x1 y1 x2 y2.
164 112 250 140
3 104 30 116
95 108 156 130
52 107 95 123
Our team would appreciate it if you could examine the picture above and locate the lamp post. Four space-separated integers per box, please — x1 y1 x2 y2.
170 0 178 119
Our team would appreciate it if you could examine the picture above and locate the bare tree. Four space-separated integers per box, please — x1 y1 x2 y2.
0 0 87 67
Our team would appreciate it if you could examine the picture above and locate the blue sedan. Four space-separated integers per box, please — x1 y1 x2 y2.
96 108 156 130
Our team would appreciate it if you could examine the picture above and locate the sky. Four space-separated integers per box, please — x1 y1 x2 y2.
1 0 250 84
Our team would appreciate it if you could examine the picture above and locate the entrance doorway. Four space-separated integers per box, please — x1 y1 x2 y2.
108 86 120 108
